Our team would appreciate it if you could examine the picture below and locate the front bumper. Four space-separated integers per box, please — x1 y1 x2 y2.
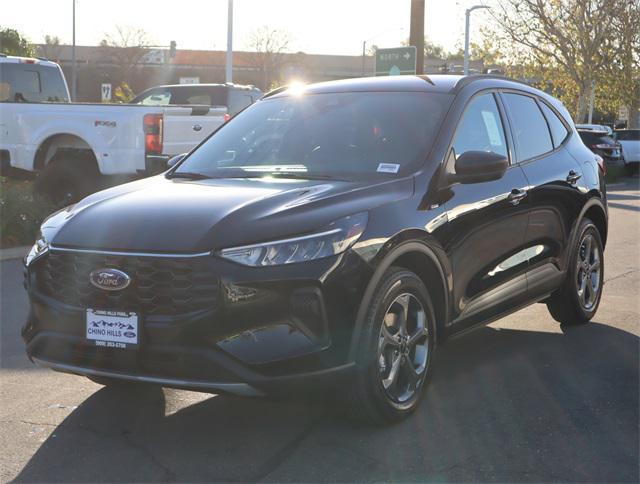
23 249 370 395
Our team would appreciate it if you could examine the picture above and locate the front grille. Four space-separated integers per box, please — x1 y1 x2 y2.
37 251 219 316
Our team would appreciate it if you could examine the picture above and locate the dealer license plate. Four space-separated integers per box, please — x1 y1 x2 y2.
86 309 139 349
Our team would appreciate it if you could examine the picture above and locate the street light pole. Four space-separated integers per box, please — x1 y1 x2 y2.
226 0 233 84
71 0 76 101
464 5 489 76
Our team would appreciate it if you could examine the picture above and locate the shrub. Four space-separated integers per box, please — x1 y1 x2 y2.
0 177 56 248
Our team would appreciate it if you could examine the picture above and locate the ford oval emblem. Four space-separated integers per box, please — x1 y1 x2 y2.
89 268 131 291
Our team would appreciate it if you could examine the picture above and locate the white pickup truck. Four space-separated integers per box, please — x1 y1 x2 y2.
0 55 230 204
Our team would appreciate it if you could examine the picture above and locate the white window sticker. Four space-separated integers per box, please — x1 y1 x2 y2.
377 163 400 174
481 110 503 147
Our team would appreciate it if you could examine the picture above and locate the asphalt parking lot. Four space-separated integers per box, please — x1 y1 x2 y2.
1 179 638 483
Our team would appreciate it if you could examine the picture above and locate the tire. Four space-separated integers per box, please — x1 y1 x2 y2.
346 266 437 424
546 218 604 325
34 153 99 206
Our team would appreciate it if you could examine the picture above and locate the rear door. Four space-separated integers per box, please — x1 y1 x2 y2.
500 92 584 299
443 91 531 328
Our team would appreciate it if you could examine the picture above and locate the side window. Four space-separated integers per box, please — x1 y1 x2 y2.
185 94 212 105
139 89 171 105
0 64 42 102
452 93 508 159
539 101 569 147
38 66 69 102
503 93 553 160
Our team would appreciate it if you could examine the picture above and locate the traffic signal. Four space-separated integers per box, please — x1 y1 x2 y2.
169 40 177 59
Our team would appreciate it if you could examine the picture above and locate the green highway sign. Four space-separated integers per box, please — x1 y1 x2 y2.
374 46 417 76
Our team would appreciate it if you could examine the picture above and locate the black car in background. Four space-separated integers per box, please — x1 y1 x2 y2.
23 75 608 423
578 128 623 165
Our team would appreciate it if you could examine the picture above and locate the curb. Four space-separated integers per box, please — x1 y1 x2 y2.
0 246 31 262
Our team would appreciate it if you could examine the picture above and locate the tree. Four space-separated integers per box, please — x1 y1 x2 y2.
484 0 634 122
0 28 35 57
99 26 150 86
40 35 62 62
246 27 291 90
606 0 640 127
402 38 446 59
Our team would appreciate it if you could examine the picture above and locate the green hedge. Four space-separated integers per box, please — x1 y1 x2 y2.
0 177 56 248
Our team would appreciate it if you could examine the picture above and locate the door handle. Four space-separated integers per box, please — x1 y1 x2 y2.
566 170 582 184
508 188 528 205
192 124 202 132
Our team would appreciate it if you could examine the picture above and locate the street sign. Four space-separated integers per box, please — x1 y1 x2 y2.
375 46 417 76
101 83 112 102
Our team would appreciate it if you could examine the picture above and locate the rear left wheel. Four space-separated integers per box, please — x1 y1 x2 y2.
547 219 604 325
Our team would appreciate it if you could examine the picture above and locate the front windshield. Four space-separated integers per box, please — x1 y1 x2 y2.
174 91 452 180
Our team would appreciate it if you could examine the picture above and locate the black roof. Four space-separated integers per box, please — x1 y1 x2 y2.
266 74 536 98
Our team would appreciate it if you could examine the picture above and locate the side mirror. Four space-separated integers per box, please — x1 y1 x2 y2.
449 150 508 184
167 153 186 168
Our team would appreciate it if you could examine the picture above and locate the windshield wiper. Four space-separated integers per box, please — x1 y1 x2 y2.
166 171 212 180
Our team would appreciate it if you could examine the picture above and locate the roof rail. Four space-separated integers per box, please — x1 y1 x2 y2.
452 74 532 92
262 85 290 98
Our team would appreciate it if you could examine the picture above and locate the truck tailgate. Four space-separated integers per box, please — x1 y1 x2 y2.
162 105 226 156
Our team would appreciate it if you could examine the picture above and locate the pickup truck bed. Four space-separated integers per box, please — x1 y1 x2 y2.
0 55 227 204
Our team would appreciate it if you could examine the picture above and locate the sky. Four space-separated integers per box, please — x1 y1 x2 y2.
3 0 492 56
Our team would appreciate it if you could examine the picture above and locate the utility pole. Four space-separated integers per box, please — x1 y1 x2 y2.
409 0 425 75
71 0 76 101
464 5 489 76
226 0 233 84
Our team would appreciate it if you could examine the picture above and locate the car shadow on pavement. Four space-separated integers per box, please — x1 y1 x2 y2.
15 322 639 483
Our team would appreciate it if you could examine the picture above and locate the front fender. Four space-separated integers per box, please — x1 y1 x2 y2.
348 238 451 361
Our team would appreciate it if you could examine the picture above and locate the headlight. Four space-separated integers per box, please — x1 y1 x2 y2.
219 212 368 266
25 232 49 267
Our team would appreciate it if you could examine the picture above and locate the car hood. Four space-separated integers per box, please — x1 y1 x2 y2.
46 175 413 253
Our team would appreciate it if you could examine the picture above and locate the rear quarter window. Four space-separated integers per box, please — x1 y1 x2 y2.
539 102 569 147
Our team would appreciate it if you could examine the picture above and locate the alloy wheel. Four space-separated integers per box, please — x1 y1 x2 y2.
377 293 429 404
576 233 601 310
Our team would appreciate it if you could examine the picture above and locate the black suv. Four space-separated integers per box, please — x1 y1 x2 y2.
23 75 608 423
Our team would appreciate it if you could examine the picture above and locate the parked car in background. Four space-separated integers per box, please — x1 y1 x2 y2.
0 55 227 204
614 129 640 174
131 83 263 117
577 129 623 165
23 75 608 424
576 123 613 136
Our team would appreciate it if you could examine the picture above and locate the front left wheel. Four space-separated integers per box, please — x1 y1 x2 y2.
346 267 436 424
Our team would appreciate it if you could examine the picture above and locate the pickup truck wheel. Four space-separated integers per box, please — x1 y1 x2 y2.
35 154 99 206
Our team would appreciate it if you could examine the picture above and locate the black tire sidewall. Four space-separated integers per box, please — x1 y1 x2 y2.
567 220 605 320
356 268 436 420
35 156 97 205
